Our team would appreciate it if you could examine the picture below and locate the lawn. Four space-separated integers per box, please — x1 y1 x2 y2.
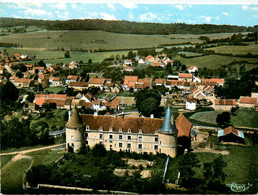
178 51 203 57
190 111 222 125
189 108 258 128
1 155 14 168
176 54 258 70
231 108 258 128
28 149 64 167
44 86 65 94
1 158 32 194
205 42 258 55
194 144 258 193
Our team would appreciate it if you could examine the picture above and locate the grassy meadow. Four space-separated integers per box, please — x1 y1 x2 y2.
1 158 32 194
205 42 258 55
176 54 258 70
189 108 258 128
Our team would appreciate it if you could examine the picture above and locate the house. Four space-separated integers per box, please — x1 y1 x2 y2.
186 96 197 110
123 76 138 90
167 75 179 80
145 55 155 63
218 126 245 144
193 76 202 83
124 59 132 66
49 77 63 86
192 89 207 99
66 106 183 157
239 96 258 108
201 78 224 86
214 99 238 111
68 82 89 91
138 59 145 64
13 53 21 60
124 66 134 72
162 57 172 65
0 66 6 74
88 78 105 89
13 78 32 88
178 73 193 82
34 94 74 109
66 75 79 84
69 61 77 69
155 79 165 86
150 62 165 68
103 82 116 92
188 66 198 73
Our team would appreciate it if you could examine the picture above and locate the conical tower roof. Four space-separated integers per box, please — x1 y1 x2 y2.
66 106 84 129
158 107 177 134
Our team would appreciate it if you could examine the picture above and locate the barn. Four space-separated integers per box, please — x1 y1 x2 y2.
218 126 245 144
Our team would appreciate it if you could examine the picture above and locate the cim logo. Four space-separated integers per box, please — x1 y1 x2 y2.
226 182 252 192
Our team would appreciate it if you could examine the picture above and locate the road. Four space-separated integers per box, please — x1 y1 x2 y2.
0 143 65 156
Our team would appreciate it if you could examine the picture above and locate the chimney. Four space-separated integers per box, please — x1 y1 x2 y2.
150 114 154 118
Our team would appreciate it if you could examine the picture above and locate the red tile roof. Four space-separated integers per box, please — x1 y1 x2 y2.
14 78 32 83
151 62 165 67
35 99 66 106
52 77 61 81
178 73 193 78
188 66 196 70
69 82 88 87
127 81 136 88
155 79 164 84
81 114 163 134
145 55 153 60
202 78 224 84
67 75 79 80
239 96 257 104
223 126 239 136
35 67 44 70
124 76 138 85
89 78 105 84
0 66 5 70
138 78 152 88
215 99 238 106
176 113 192 137
104 83 115 87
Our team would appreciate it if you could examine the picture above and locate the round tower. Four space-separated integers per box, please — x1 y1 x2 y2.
66 106 85 152
156 107 177 157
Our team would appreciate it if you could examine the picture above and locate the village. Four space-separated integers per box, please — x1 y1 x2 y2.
1 37 257 194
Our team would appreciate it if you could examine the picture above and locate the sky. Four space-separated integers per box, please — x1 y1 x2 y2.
0 0 258 26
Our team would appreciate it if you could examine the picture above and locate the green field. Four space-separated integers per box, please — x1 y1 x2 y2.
1 158 32 194
190 108 258 128
176 54 258 69
1 155 14 168
205 42 258 55
178 51 203 57
194 144 257 193
44 86 65 94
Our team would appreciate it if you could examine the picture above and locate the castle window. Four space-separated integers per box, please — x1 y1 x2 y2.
128 129 131 133
119 135 123 140
86 125 89 130
99 126 103 131
127 143 131 149
138 136 142 142
99 134 103 139
71 135 74 140
119 143 123 148
154 145 158 150
109 134 113 139
86 141 88 145
138 144 142 149
127 135 131 141
155 137 158 142
109 127 113 132
119 128 123 132
139 129 142 134
110 145 113 149
159 141 162 145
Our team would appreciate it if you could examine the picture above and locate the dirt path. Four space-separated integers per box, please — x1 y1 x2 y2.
0 143 65 156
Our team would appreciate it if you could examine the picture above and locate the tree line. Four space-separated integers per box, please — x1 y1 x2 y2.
0 17 256 35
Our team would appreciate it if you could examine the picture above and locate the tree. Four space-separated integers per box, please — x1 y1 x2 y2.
64 50 70 58
0 80 19 102
216 112 230 127
135 89 161 117
140 97 158 117
37 60 46 67
178 153 200 188
203 155 227 188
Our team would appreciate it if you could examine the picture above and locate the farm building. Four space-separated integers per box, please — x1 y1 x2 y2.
218 126 245 144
